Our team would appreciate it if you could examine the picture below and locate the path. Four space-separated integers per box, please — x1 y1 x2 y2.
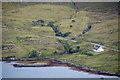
39 35 77 42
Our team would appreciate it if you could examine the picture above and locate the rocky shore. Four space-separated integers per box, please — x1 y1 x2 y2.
1 58 120 77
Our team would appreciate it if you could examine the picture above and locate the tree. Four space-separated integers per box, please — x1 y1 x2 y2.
47 22 54 27
88 25 92 29
37 19 44 23
82 51 94 56
72 20 75 22
28 50 39 58
41 24 45 26
76 46 80 49
58 40 71 54
63 32 71 37
76 46 80 52
69 48 74 54
53 51 58 54
70 25 72 28
56 32 63 36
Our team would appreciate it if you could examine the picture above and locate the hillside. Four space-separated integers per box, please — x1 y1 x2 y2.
2 2 119 74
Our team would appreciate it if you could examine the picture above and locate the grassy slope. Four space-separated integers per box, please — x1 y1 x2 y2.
2 2 119 73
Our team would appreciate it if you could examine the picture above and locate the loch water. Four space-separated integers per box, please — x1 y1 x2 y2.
1 61 119 78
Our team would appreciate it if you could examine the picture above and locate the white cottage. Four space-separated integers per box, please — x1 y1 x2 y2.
93 45 104 52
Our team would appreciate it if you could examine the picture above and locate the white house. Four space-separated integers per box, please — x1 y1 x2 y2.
93 45 104 52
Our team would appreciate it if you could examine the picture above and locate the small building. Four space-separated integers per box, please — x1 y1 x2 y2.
32 21 41 25
93 45 104 52
37 51 42 55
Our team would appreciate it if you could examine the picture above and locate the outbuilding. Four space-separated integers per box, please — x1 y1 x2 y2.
93 45 104 52
37 51 42 55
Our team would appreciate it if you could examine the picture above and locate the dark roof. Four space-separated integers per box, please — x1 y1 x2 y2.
94 45 100 50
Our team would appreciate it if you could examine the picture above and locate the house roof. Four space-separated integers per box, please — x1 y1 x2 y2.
94 45 101 50
37 51 41 54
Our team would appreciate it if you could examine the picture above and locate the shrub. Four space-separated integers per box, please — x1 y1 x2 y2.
41 24 45 26
47 21 54 27
76 46 80 52
82 51 94 56
70 25 72 28
69 48 74 54
98 41 105 45
56 32 63 36
82 31 86 34
5 56 16 59
72 20 75 22
37 19 44 23
28 50 39 58
54 29 59 33
47 21 71 38
58 40 72 54
76 46 80 49
88 25 92 29
16 36 21 41
53 51 58 54
58 40 81 54
63 32 71 37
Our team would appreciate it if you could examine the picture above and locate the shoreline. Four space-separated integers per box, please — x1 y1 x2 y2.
1 58 120 77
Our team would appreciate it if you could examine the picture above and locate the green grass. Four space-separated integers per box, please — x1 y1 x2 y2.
2 2 119 74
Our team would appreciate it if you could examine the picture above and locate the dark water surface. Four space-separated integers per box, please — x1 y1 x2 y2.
1 61 119 78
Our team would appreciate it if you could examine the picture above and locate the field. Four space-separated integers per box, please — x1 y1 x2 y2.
2 2 119 74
